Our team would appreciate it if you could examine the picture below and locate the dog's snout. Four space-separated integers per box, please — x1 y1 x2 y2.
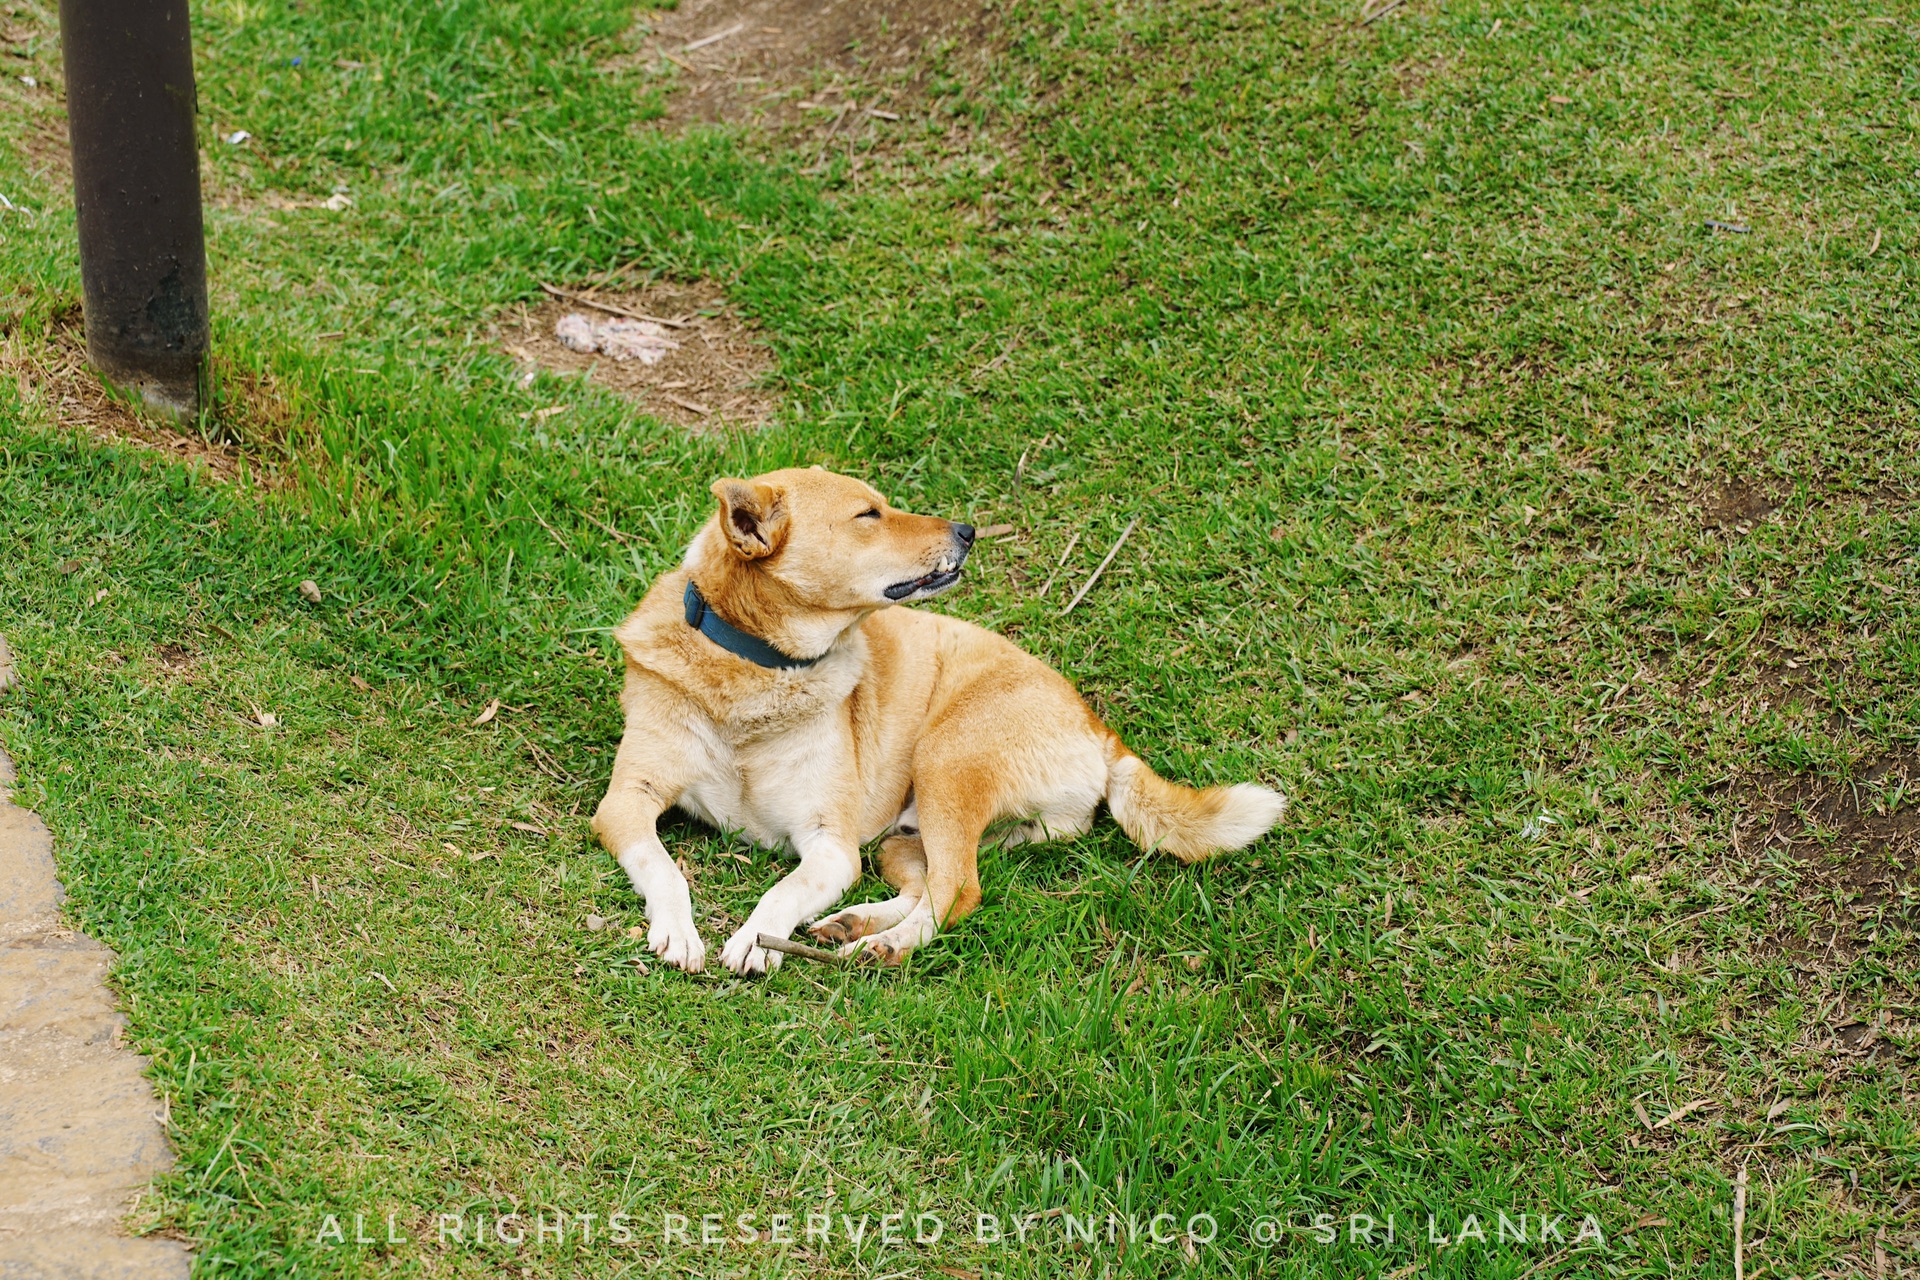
952 522 976 547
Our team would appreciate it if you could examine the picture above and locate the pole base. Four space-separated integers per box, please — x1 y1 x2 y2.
90 357 204 424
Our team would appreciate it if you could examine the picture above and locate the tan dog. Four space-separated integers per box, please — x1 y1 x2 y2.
590 467 1286 975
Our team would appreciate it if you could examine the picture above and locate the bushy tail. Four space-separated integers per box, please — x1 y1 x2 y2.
1104 737 1286 864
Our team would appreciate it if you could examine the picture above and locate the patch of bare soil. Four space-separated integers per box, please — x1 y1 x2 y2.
1697 476 1780 532
618 0 999 129
1729 753 1920 965
494 280 775 432
1 301 298 478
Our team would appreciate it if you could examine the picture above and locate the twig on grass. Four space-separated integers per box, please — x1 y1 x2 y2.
538 282 691 329
809 103 855 172
757 933 848 966
581 509 634 544
1306 0 1418 52
682 22 744 52
1733 1164 1748 1280
1062 518 1139 616
1036 531 1083 598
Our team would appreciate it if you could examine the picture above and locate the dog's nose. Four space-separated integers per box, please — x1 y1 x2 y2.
953 523 976 547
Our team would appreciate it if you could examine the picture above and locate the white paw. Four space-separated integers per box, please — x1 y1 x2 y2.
648 914 706 973
719 924 783 976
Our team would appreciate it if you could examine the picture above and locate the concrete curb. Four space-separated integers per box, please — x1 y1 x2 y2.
0 635 190 1278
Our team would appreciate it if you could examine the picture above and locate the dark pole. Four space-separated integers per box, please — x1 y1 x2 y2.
59 0 209 421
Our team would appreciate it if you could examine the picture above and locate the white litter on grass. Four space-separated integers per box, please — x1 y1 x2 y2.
554 312 679 365
1520 812 1559 841
226 129 252 145
323 191 353 211
19 75 37 88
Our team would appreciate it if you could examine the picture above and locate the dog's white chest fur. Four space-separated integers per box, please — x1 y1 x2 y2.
669 651 867 850
676 723 847 849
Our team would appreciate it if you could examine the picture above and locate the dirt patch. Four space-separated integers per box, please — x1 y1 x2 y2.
151 644 198 681
1726 754 1920 967
1734 755 1920 904
2 304 298 478
1697 476 1780 532
494 281 776 432
619 0 999 129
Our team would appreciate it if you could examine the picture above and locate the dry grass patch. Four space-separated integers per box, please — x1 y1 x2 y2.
618 0 998 129
494 279 777 432
2 304 302 477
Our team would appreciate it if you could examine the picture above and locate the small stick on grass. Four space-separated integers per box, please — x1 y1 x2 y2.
1036 530 1083 598
538 282 691 329
581 509 634 544
681 21 744 52
1062 518 1138 616
1733 1164 1748 1280
757 933 848 967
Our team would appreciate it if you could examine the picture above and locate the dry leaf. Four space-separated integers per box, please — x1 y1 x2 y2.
626 925 646 940
977 523 1015 538
933 1268 980 1280
1766 1097 1792 1120
510 821 548 836
1633 1215 1670 1230
253 709 278 728
472 698 501 726
57 558 82 574
1651 1098 1711 1130
1548 94 1572 105
298 579 322 604
348 674 373 692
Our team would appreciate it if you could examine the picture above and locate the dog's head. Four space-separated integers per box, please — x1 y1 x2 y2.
688 467 975 654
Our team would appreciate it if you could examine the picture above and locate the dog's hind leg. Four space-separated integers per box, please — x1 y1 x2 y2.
809 835 926 945
843 770 992 965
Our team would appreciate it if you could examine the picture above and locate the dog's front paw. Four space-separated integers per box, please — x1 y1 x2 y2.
648 915 707 973
719 925 782 976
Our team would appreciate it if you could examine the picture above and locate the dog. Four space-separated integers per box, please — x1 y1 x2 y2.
590 466 1286 975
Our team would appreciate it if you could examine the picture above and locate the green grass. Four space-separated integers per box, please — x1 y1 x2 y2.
2 0 1918 1275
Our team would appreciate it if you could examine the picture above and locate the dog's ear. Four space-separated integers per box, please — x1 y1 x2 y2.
710 478 790 560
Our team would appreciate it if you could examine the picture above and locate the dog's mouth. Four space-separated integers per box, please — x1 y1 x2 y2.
884 566 963 601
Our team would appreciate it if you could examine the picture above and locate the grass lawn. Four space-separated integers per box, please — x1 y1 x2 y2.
2 0 1918 1275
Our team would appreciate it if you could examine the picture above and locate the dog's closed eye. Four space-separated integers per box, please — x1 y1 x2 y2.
855 507 882 520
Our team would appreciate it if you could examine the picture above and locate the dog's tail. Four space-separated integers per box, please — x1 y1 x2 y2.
1102 733 1286 863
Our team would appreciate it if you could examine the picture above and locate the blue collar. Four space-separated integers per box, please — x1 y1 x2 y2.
684 579 821 670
